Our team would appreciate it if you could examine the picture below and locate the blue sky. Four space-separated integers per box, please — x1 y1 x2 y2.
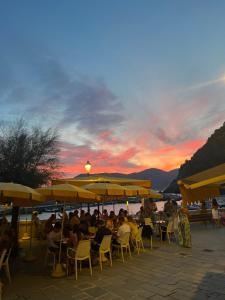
1 1 225 175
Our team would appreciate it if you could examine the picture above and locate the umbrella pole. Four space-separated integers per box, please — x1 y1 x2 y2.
52 202 66 278
22 207 30 240
24 207 36 262
87 203 90 214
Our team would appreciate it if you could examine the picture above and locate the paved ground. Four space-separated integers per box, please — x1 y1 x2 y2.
3 223 225 300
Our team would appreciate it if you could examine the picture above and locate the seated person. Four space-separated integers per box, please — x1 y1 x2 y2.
46 222 62 252
127 216 138 241
79 220 89 237
101 209 109 220
44 214 56 235
92 220 111 251
58 207 69 224
64 224 83 249
113 216 131 245
69 210 80 226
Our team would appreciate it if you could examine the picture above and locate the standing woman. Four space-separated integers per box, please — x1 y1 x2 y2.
211 198 220 227
178 208 192 248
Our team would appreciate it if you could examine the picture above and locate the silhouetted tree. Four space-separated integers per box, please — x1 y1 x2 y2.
0 119 60 254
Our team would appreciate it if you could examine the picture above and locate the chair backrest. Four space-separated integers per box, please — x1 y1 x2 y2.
76 240 91 259
4 247 12 264
100 235 112 252
167 220 174 233
144 218 153 228
136 227 143 241
120 232 130 246
0 249 7 269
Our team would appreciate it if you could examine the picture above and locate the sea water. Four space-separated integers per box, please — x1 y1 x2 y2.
17 200 182 221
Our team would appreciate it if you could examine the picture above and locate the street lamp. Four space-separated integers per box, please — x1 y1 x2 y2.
84 161 92 214
85 160 92 175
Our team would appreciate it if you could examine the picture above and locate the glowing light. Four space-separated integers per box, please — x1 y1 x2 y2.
84 160 92 174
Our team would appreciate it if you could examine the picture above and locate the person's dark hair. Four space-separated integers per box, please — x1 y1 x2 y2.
69 212 74 219
54 222 62 230
212 198 218 207
118 216 125 223
74 209 79 215
73 224 82 241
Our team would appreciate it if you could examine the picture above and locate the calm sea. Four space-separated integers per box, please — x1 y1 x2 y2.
17 200 182 221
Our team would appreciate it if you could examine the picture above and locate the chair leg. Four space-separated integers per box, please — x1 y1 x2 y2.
150 236 153 249
136 241 140 254
99 252 102 271
141 239 145 251
128 245 131 258
75 260 78 280
121 247 124 263
167 233 170 244
109 251 112 267
5 264 11 283
89 257 92 276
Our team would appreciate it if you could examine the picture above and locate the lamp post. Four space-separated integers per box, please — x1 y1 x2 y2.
85 161 92 213
84 160 92 175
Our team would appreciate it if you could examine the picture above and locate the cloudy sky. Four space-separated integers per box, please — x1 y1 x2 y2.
1 1 225 176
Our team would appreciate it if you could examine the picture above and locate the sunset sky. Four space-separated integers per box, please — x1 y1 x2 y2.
1 1 225 176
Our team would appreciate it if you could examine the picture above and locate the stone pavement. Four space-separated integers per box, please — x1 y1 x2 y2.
3 224 225 300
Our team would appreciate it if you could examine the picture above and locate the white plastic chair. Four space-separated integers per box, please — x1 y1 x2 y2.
67 240 92 280
114 232 131 263
99 235 112 271
166 219 177 243
134 227 145 254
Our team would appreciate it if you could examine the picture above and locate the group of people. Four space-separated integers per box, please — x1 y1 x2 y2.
44 207 140 258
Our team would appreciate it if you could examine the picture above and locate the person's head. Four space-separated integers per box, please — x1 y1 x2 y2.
103 209 108 215
53 222 62 232
109 211 115 217
212 198 218 207
50 214 56 221
140 206 144 212
74 209 79 216
60 207 64 213
69 212 74 219
80 209 85 216
32 211 38 217
97 220 105 228
94 209 98 215
118 216 125 225
124 210 128 216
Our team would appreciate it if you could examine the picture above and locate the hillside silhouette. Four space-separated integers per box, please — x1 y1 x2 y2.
165 122 225 193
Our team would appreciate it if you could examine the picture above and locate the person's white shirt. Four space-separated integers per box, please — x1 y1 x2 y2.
212 208 219 220
47 230 62 248
117 223 131 243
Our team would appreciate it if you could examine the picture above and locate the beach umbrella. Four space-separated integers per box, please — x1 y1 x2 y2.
0 182 43 206
0 182 44 260
124 185 150 197
37 183 99 277
37 183 99 202
82 182 133 197
149 189 163 199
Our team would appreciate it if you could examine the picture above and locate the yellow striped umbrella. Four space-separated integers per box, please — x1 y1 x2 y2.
0 182 43 206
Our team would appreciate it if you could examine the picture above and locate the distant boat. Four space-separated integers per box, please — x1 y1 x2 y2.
187 204 201 211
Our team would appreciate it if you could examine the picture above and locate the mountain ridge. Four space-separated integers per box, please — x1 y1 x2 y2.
75 168 179 191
